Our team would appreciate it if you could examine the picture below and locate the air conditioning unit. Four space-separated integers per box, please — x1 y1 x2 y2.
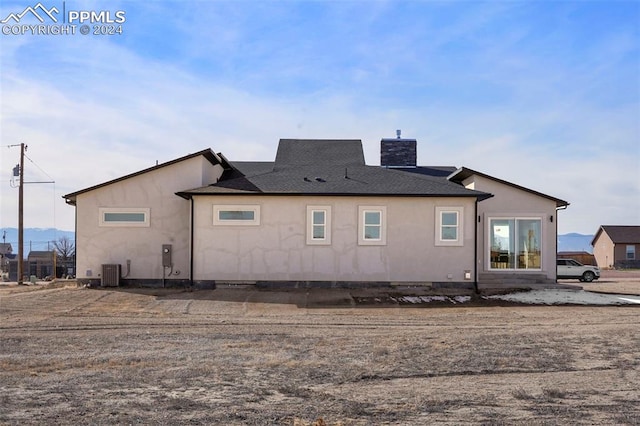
101 264 121 287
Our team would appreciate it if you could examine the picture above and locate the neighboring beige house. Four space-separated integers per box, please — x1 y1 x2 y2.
64 136 569 291
591 225 640 269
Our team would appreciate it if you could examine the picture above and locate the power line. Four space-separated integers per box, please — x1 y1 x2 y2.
23 152 55 182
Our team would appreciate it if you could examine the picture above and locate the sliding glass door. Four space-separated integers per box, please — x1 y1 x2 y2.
489 218 541 270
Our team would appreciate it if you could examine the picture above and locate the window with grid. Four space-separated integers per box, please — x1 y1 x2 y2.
307 206 331 245
627 245 636 260
358 206 386 245
435 207 464 246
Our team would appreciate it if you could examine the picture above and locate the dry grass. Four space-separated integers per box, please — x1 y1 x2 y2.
1 287 639 425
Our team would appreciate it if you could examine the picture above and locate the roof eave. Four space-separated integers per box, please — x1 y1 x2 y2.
449 167 569 208
175 190 490 198
63 148 220 202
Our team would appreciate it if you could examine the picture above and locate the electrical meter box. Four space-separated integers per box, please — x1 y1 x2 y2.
162 244 172 267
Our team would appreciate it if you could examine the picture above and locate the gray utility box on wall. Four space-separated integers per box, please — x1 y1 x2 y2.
162 244 172 267
101 264 121 287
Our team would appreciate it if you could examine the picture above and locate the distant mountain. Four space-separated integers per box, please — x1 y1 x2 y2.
0 228 74 255
558 233 594 253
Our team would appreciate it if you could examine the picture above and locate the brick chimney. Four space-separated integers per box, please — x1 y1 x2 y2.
380 129 417 168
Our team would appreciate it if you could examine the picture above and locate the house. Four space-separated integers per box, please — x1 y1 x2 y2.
63 136 568 291
591 225 640 269
0 242 12 256
0 242 13 274
27 250 56 279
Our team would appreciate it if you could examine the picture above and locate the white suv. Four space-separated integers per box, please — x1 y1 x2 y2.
557 258 600 282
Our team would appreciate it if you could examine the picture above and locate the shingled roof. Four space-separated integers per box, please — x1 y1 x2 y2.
592 225 640 245
274 139 365 168
177 139 492 200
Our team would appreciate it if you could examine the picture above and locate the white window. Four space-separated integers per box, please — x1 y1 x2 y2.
99 208 150 227
489 217 542 270
307 206 331 245
627 245 636 260
213 205 260 226
358 206 386 245
435 207 464 246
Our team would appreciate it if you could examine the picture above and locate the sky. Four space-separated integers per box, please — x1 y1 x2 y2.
1 0 639 235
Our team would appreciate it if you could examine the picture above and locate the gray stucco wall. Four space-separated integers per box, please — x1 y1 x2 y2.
74 157 223 283
192 195 476 284
462 175 559 280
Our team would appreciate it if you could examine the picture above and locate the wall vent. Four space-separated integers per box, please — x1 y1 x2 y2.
101 264 121 287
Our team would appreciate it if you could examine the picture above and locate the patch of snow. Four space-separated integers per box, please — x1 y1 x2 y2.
398 295 465 304
617 297 640 304
486 289 640 305
384 290 638 306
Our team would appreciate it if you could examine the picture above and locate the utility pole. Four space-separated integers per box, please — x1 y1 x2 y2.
8 143 52 284
18 143 25 285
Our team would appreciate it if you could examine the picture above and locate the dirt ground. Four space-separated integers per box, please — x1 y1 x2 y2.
1 273 639 425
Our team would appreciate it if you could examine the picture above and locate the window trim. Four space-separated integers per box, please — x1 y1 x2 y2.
435 207 464 246
358 206 386 246
213 205 260 226
99 207 150 227
306 206 332 245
